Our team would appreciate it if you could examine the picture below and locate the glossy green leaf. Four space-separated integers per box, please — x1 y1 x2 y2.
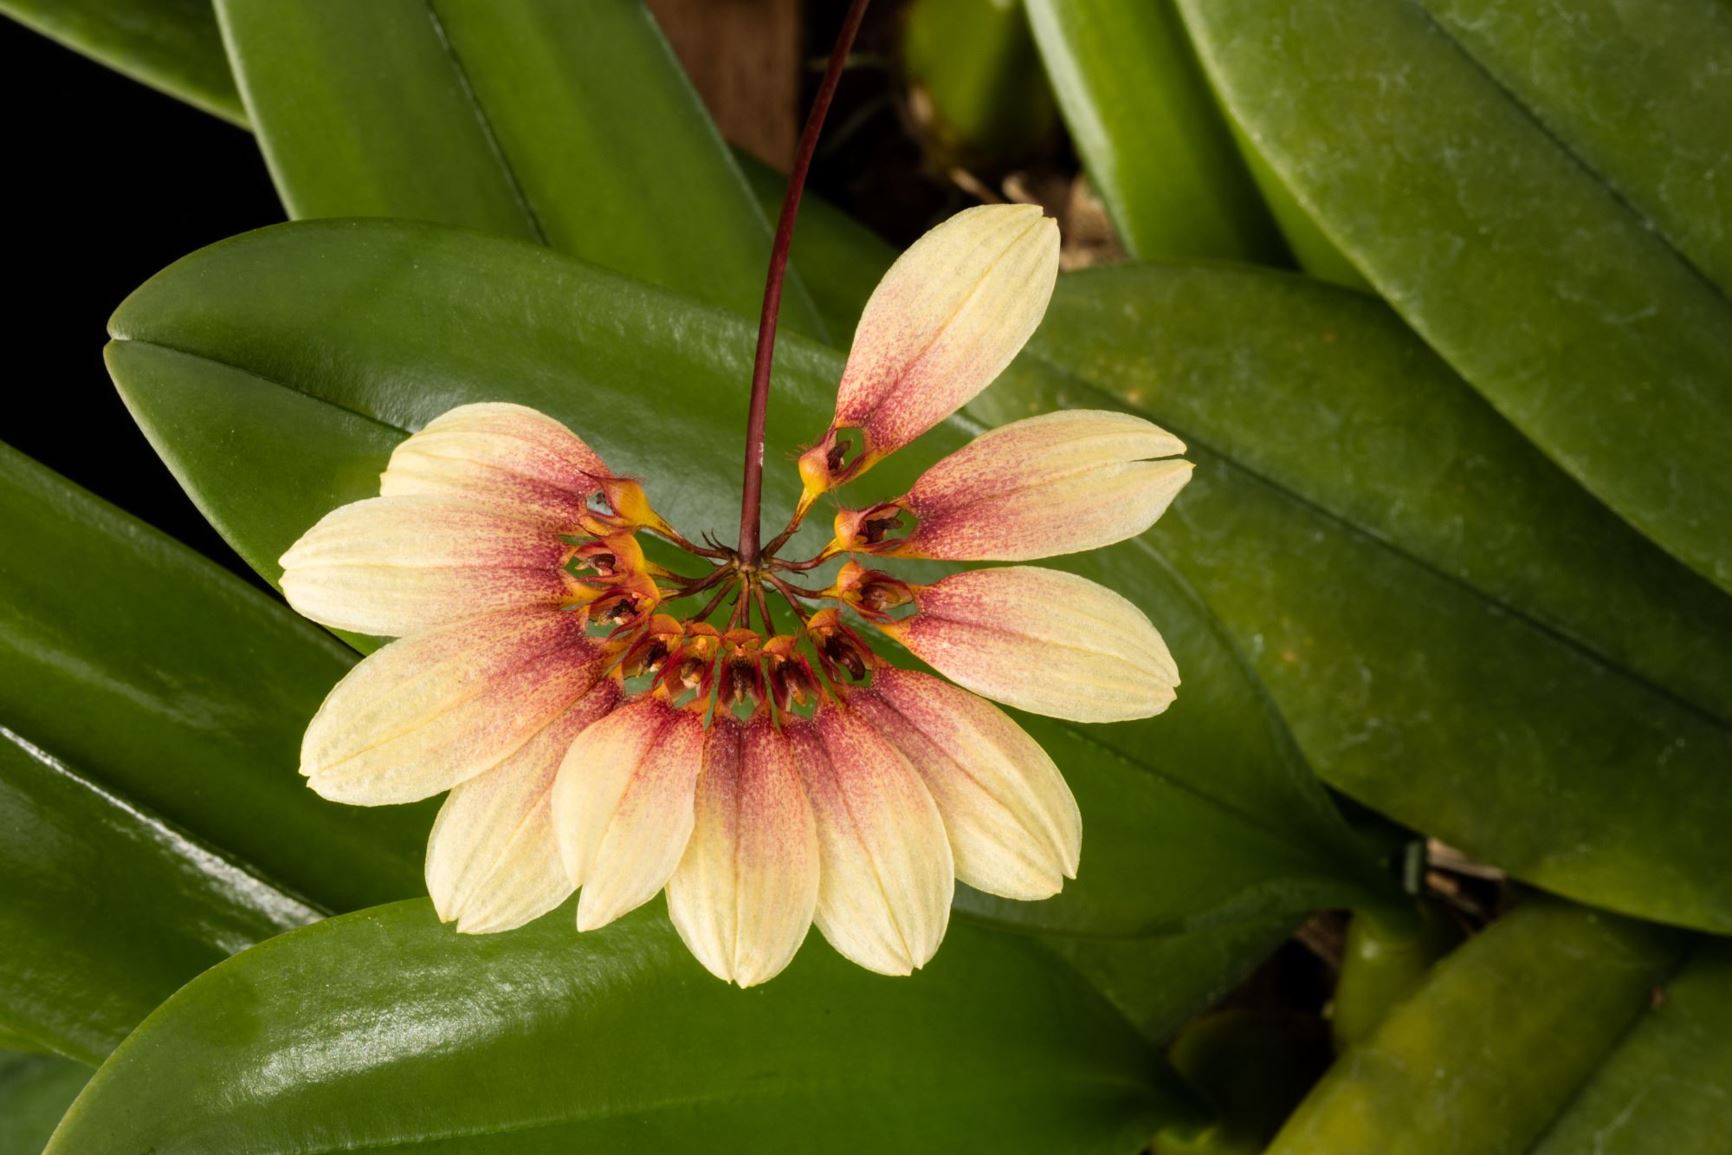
0 445 431 1060
0 1053 88 1155
0 0 243 125
49 902 1195 1153
214 0 821 337
0 726 314 1065
1223 124 1369 291
1266 901 1688 1154
1025 0 1281 263
1002 263 1732 931
106 218 1396 937
1180 0 1732 592
1531 940 1732 1155
0 443 427 918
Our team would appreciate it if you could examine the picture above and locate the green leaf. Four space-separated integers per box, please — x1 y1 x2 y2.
213 0 821 338
106 218 1395 936
1006 263 1732 932
0 443 427 918
0 1052 89 1155
1328 903 1462 1049
1045 916 1298 1045
736 154 892 339
1025 0 1283 263
1179 0 1732 592
0 0 244 126
1265 900 1691 1154
902 0 1059 169
48 901 1196 1153
1531 940 1732 1155
0 445 431 1060
0 727 314 1065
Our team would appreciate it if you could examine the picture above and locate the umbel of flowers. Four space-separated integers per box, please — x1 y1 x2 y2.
279 205 1193 986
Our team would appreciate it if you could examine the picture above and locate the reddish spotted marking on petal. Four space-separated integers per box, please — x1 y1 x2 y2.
787 707 952 976
301 605 604 805
882 566 1178 723
551 697 706 932
892 410 1193 561
667 716 820 987
280 494 574 637
800 204 1060 506
381 402 608 525
426 680 621 934
853 669 1079 900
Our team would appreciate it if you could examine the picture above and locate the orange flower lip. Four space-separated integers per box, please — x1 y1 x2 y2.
276 203 1190 986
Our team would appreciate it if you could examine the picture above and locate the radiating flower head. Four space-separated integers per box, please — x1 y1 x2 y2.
279 204 1192 986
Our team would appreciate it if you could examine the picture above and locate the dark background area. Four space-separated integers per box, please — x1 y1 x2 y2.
3 17 278 584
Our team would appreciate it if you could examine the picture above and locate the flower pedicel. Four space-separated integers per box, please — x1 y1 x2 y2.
279 203 1193 986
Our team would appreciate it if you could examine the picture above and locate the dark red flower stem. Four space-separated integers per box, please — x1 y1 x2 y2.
736 0 871 568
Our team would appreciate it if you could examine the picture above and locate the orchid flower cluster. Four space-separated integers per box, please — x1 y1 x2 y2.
279 204 1193 986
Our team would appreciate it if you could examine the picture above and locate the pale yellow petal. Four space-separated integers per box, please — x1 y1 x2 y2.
279 495 570 636
789 708 953 976
667 717 819 987
381 402 608 523
425 683 619 934
886 566 1178 723
834 204 1060 459
550 699 705 931
301 606 600 804
853 669 1079 900
899 410 1192 561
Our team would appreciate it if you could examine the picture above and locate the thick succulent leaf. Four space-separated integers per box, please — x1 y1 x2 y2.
0 1052 89 1155
0 728 315 1065
1007 263 1732 932
0 0 243 125
214 0 820 337
1180 0 1732 592
1266 901 1697 1154
1024 0 1282 263
0 446 431 1060
106 219 1397 937
0 443 428 917
47 902 1196 1154
1530 940 1732 1155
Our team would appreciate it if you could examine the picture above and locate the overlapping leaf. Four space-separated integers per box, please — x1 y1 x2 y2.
1266 900 1724 1155
1024 0 1282 263
0 444 428 915
0 1052 88 1155
1024 0 1364 285
0 445 427 1060
47 903 1195 1154
213 0 820 336
1007 266 1732 931
0 0 242 125
1181 0 1732 592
